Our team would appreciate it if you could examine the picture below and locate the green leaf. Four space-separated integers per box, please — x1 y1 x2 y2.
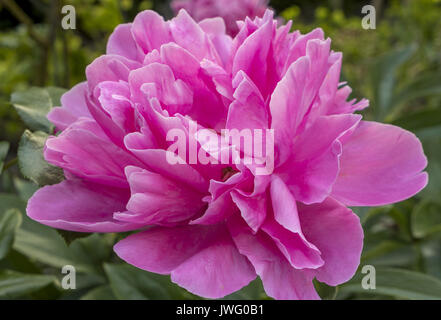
0 209 22 260
0 270 55 298
46 87 66 107
104 263 195 300
11 87 66 133
17 130 64 186
411 200 441 238
370 45 416 119
14 220 111 275
341 267 441 300
394 72 441 108
0 141 9 172
361 240 416 267
81 285 117 300
12 177 38 201
421 238 441 280
391 109 441 132
0 193 26 215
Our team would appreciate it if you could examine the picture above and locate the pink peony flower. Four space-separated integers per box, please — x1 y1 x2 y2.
27 10 428 299
171 0 269 36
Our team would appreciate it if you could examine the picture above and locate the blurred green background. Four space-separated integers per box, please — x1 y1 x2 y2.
0 0 441 300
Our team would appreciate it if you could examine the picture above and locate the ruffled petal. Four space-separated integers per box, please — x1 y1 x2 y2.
114 166 206 226
228 215 320 300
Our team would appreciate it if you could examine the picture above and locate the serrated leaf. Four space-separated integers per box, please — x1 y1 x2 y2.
17 130 64 186
104 263 195 300
341 267 441 300
0 270 55 298
0 141 9 172
11 87 66 133
0 209 22 260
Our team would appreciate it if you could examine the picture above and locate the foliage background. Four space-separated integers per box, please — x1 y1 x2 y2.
0 0 441 300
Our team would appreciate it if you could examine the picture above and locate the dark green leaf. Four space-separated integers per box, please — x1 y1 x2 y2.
0 193 26 215
341 267 441 299
0 270 55 298
14 219 111 275
104 263 195 300
81 285 117 300
223 279 267 300
17 130 64 186
421 238 441 279
0 209 22 260
11 87 66 133
370 45 416 119
12 177 38 201
394 73 441 108
391 109 441 132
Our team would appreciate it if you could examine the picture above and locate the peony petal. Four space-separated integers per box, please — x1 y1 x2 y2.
114 224 256 298
226 71 269 131
191 192 237 225
232 13 273 98
298 198 363 286
277 114 361 204
331 121 428 206
170 9 212 61
27 179 141 232
264 175 324 269
228 215 320 300
47 82 91 130
45 121 142 188
86 55 140 95
106 23 144 62
97 81 135 133
114 166 206 226
131 10 172 54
